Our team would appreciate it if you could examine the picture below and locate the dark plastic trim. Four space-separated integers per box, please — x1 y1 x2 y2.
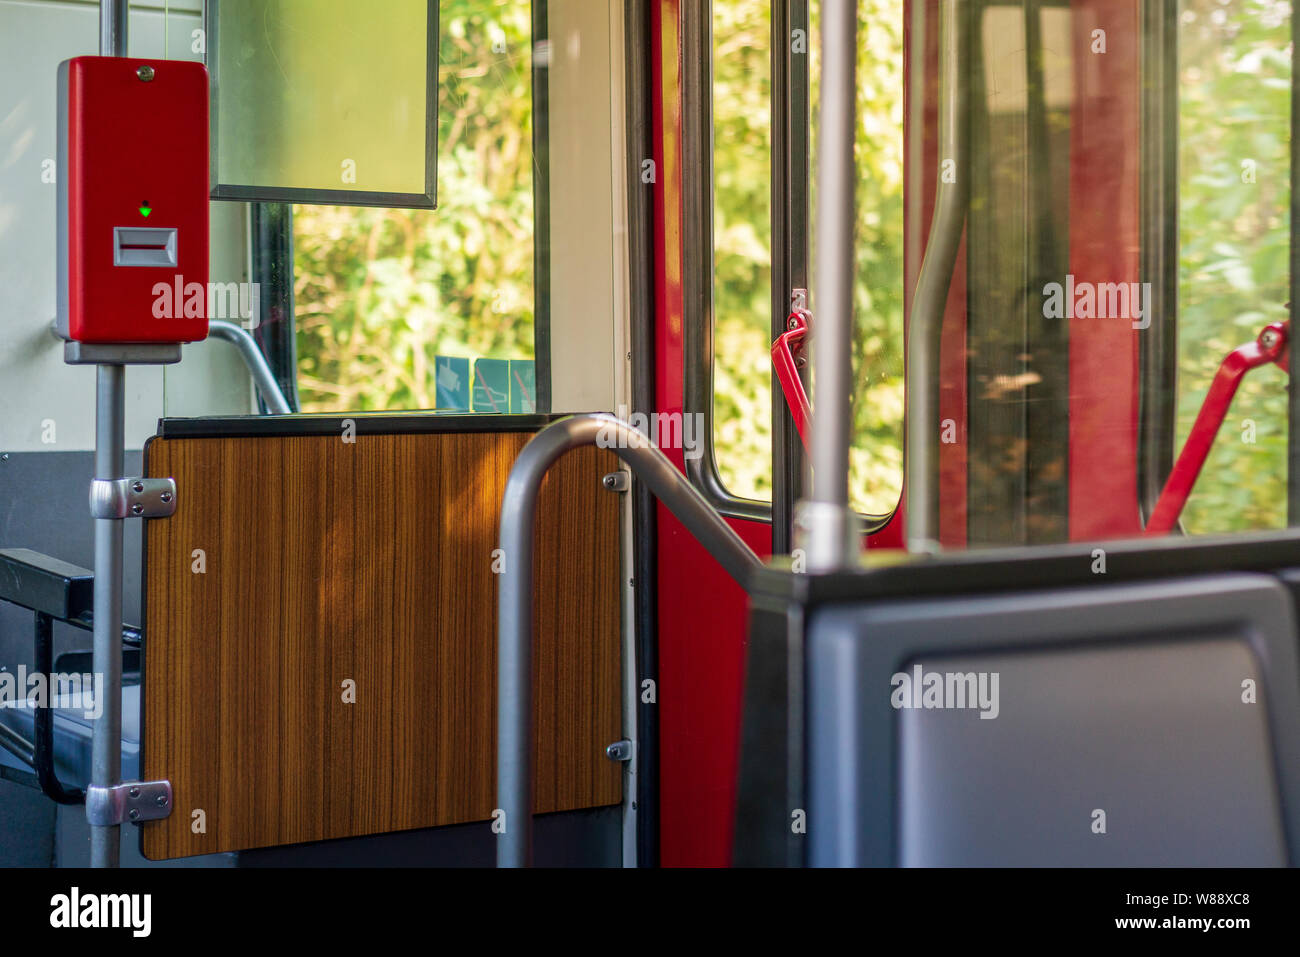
154 412 567 440
625 0 660 868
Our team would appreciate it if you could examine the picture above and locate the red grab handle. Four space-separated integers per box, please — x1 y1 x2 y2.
772 306 812 451
1145 320 1288 535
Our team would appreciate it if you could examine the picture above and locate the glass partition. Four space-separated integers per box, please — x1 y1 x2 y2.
911 0 1293 549
710 0 906 518
1176 0 1291 533
210 0 437 206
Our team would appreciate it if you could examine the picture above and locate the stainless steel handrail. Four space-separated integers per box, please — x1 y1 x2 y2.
496 413 763 867
905 0 968 552
207 320 293 414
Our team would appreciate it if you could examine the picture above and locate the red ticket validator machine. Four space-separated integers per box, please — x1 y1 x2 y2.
60 50 211 870
56 56 209 344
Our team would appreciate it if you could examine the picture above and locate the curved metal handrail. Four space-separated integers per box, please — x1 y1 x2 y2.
496 413 763 867
207 321 293 414
905 0 969 552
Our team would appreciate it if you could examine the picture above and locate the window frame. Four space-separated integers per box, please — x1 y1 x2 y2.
685 0 901 534
245 0 553 416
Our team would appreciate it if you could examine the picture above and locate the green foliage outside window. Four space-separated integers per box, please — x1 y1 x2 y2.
713 0 906 515
293 0 535 411
287 0 1293 538
1178 0 1291 533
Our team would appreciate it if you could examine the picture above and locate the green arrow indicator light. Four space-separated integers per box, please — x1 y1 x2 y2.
139 202 152 217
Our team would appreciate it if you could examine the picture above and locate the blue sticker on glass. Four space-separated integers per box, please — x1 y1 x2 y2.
509 360 536 413
472 358 510 413
435 356 470 411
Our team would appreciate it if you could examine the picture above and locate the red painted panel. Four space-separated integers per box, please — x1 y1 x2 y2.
1067 0 1143 539
650 0 771 867
655 508 769 867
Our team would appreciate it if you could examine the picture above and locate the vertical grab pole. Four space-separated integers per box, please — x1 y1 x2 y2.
90 366 125 867
496 461 540 869
905 0 968 552
801 0 858 572
100 0 126 56
89 0 128 869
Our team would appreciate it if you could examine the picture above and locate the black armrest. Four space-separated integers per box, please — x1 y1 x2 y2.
0 548 94 621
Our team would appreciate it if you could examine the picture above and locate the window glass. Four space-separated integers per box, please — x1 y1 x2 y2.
811 0 906 517
959 1 1074 546
711 0 773 501
291 0 539 412
1176 0 1291 533
710 0 905 515
907 0 1294 550
212 0 433 203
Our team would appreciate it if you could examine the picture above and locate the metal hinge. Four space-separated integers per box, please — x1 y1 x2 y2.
89 478 177 519
601 471 630 493
85 780 173 826
605 739 633 762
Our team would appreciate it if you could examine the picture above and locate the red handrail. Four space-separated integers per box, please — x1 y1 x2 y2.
771 303 812 450
1145 320 1289 535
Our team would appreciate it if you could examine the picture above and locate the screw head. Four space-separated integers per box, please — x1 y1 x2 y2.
160 490 173 504
131 503 144 515
155 793 168 807
137 65 155 82
132 481 145 493
129 786 141 798
128 808 140 821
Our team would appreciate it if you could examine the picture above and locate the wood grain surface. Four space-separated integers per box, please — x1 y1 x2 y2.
141 430 621 858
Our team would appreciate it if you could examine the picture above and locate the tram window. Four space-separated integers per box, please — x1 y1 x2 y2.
710 0 905 515
287 1 542 413
811 0 906 518
1175 0 1291 533
712 0 774 501
915 0 1293 548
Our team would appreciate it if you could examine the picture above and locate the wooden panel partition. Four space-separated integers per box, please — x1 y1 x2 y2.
140 423 621 859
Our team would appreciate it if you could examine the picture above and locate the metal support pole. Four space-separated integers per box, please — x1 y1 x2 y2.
87 0 130 870
90 365 125 867
100 0 127 57
801 0 858 572
497 415 762 867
